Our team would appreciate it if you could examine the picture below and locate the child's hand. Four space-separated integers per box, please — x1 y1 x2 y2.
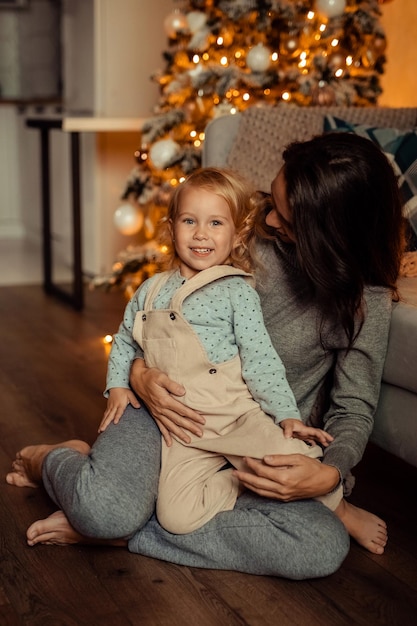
99 388 140 433
280 418 334 447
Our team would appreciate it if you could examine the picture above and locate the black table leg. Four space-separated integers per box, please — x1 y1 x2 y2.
39 126 53 295
29 118 84 310
70 131 83 310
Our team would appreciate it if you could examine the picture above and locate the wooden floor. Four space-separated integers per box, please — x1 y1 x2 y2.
1 285 417 626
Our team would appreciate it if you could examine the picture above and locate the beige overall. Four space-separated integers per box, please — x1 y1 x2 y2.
133 266 342 534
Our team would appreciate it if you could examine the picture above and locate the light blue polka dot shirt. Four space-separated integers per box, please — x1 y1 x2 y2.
106 270 301 423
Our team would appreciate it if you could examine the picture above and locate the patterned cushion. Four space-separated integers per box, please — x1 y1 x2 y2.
324 115 417 248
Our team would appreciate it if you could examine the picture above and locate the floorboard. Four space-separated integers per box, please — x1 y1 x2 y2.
1 285 417 626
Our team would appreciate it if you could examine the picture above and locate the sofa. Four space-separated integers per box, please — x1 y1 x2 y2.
202 105 417 468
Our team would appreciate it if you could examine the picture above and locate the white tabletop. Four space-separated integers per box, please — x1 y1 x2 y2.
62 117 145 132
62 116 145 132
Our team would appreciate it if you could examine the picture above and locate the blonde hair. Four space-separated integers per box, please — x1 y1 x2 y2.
159 167 264 273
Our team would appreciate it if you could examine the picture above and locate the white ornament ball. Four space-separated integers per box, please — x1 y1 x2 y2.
316 0 346 18
186 11 207 34
164 10 188 38
246 44 271 72
113 203 144 236
149 139 181 169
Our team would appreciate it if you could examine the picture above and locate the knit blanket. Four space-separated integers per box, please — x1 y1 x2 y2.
226 104 417 193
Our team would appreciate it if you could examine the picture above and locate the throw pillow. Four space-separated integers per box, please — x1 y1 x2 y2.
324 115 417 249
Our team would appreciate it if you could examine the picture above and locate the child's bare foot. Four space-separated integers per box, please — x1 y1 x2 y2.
27 510 128 547
6 440 91 488
335 499 388 555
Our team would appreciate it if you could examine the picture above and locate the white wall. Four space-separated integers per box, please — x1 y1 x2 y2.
94 0 172 117
379 0 417 106
0 106 22 237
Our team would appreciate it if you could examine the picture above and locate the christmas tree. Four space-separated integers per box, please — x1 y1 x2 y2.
94 0 388 294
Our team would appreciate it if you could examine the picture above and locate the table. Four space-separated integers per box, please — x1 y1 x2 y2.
26 116 143 309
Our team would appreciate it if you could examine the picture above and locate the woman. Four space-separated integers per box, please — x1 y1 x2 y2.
7 133 405 579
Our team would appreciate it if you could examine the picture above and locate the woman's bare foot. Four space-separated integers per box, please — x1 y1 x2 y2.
335 499 388 555
6 440 91 488
27 510 87 546
26 510 127 547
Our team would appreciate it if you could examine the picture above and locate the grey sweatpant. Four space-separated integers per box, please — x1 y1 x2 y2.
42 405 349 580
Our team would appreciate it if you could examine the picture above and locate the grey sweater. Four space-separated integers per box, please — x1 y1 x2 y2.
256 239 392 481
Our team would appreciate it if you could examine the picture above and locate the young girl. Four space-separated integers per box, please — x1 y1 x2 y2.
101 167 362 537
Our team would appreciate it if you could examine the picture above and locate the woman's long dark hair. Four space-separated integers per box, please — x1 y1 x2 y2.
270 132 406 347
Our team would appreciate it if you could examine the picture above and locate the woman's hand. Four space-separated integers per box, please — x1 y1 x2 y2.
233 454 340 501
130 358 205 446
